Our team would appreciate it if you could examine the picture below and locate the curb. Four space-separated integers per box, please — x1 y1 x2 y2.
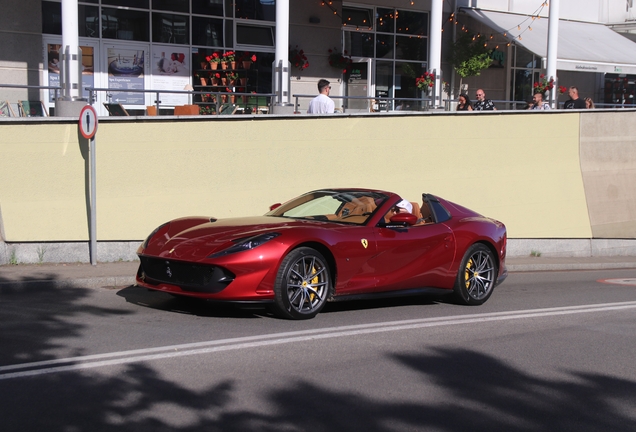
0 276 136 290
2 262 636 290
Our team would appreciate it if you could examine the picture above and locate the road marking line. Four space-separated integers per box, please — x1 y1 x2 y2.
2 301 636 380
598 278 636 286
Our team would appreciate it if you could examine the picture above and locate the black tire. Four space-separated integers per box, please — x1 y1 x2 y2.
453 243 497 305
273 247 331 320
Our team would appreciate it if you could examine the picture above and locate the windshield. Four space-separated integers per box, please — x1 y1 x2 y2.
266 190 389 225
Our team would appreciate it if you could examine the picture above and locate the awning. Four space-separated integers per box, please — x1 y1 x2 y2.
462 8 636 74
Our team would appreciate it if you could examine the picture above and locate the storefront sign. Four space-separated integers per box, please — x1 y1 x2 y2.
107 46 146 105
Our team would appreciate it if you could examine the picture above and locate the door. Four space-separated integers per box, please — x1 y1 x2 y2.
369 223 456 291
43 36 100 115
345 58 373 112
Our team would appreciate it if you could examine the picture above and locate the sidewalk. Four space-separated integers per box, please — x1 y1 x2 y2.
1 256 636 290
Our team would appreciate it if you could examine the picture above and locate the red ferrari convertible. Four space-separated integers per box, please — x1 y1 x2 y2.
136 189 507 319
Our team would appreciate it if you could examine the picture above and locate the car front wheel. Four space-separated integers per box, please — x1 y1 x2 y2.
453 243 497 305
273 247 331 320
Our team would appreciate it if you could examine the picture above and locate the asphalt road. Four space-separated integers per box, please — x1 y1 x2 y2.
2 268 636 431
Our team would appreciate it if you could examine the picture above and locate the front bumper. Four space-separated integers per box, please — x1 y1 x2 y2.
137 256 235 293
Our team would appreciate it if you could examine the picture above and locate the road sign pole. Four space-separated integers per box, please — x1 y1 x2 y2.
89 135 97 266
79 105 99 265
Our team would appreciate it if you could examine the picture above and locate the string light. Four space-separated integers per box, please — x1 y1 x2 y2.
444 0 549 50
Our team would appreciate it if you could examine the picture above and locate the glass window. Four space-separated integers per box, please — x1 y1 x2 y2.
235 0 275 21
102 8 149 41
42 2 99 38
376 8 395 33
80 5 100 38
152 13 189 44
375 60 394 110
192 16 224 47
103 0 149 8
376 34 394 59
342 7 373 29
344 32 374 58
236 24 274 47
396 10 427 35
153 0 189 13
514 46 534 68
42 1 62 35
193 0 224 16
395 35 427 61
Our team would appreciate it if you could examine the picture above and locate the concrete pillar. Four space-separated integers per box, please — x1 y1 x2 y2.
429 0 443 108
546 0 560 109
272 0 293 113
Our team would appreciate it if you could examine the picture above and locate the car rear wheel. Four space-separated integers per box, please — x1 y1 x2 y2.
273 247 331 320
453 244 496 305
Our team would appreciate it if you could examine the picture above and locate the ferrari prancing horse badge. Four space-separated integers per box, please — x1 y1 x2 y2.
361 239 368 249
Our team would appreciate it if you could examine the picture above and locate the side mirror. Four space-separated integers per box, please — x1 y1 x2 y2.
389 213 417 226
269 203 282 211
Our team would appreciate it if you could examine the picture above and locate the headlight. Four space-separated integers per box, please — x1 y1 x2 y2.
209 232 280 258
141 222 170 249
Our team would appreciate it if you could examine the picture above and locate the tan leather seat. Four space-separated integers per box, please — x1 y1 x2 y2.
420 201 434 223
338 196 377 218
410 202 422 219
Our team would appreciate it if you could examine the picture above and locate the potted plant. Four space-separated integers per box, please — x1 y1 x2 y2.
226 71 239 85
415 72 435 93
223 51 236 69
289 45 309 73
328 48 352 74
240 52 257 69
207 52 221 70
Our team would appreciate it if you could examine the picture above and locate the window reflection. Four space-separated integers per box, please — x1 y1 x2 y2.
396 10 427 35
235 0 275 21
152 13 189 44
395 35 426 61
80 6 99 38
344 32 374 58
193 0 224 16
342 7 373 29
102 8 149 41
102 0 149 8
153 0 189 13
376 8 395 33
376 34 394 59
192 17 224 47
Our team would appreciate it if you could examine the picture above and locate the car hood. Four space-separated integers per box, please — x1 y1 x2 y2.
143 216 332 260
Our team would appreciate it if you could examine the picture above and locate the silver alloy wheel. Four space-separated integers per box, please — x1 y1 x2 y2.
463 249 495 300
285 254 329 314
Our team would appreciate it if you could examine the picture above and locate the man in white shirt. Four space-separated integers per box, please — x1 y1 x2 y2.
307 79 335 114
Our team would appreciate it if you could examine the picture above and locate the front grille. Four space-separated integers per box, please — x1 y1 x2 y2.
139 256 235 293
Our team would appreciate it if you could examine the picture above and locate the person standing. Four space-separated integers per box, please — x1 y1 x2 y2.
563 86 586 109
307 79 335 114
585 97 595 109
528 92 551 110
456 93 473 111
473 89 497 111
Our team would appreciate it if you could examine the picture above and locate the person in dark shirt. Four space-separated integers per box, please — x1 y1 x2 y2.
473 89 496 111
563 86 586 109
456 93 473 111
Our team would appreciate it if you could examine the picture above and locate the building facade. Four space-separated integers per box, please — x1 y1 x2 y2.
1 0 636 115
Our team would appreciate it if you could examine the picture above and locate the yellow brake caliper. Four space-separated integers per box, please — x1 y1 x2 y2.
309 267 318 301
465 258 474 288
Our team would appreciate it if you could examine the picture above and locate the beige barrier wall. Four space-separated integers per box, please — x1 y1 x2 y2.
0 111 598 242
580 111 636 238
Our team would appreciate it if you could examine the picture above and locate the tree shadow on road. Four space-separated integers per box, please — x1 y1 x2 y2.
2 274 636 431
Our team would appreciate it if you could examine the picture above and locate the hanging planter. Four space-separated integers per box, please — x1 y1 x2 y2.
328 48 352 74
